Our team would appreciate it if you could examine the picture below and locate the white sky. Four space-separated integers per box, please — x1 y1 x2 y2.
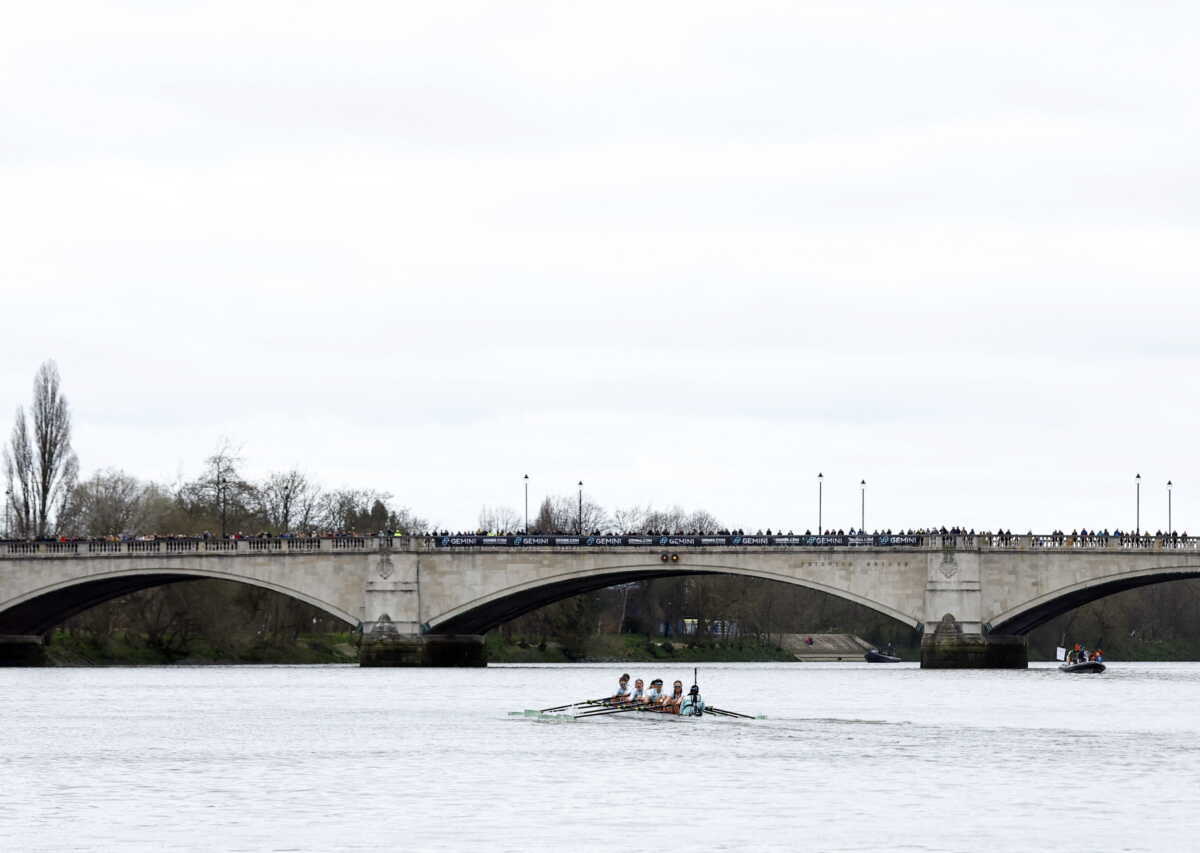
3 1 1199 533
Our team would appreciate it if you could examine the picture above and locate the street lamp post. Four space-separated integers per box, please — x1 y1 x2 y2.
577 481 583 534
524 474 529 533
4 488 11 539
1168 480 1173 536
818 473 823 534
1135 473 1141 536
219 476 227 538
860 479 866 532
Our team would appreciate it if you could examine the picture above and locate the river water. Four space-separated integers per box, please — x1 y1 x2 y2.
2 661 1198 852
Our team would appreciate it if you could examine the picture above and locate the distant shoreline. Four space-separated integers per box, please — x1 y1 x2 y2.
35 630 1200 665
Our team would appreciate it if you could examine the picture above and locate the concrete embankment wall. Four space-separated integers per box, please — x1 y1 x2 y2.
778 633 873 661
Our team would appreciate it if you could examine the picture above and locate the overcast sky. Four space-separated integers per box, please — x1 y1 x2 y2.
4 2 1199 533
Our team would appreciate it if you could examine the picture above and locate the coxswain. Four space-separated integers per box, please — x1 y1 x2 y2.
612 673 632 703
665 680 684 713
679 684 705 717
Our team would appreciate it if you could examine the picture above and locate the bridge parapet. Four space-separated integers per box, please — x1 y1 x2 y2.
5 533 1200 559
0 536 392 558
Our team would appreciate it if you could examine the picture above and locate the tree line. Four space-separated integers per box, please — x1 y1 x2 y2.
2 366 425 541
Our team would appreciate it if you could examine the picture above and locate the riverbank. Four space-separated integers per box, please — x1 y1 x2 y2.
485 633 797 663
43 630 358 665
36 629 1200 665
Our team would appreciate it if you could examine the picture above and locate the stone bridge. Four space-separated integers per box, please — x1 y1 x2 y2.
2 533 1199 667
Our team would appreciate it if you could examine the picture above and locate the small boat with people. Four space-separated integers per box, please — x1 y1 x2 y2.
865 642 901 663
1058 643 1106 674
524 670 764 721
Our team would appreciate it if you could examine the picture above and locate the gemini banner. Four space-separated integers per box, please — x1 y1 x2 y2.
433 534 923 548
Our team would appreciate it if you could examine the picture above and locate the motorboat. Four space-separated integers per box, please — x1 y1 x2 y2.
865 648 902 663
1059 661 1106 674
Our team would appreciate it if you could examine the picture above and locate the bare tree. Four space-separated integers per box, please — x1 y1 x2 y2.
315 488 389 531
611 504 648 533
65 469 149 537
478 505 522 533
3 361 78 537
530 494 609 533
684 509 722 534
173 440 260 535
388 506 428 534
3 410 34 537
256 469 321 532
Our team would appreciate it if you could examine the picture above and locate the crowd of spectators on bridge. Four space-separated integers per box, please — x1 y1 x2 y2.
2 526 1193 548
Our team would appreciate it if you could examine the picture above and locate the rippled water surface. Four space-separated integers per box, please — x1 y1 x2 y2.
3 661 1199 852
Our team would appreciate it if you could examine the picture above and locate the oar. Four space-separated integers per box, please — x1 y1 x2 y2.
540 697 610 713
705 706 754 719
575 703 653 718
575 703 675 719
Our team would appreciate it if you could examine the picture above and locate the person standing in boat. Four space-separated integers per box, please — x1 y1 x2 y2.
679 684 705 717
612 674 632 703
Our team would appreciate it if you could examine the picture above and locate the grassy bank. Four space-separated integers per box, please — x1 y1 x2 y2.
44 630 359 665
486 633 796 663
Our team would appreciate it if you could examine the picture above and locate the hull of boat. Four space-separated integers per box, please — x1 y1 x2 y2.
1059 662 1106 674
865 651 902 663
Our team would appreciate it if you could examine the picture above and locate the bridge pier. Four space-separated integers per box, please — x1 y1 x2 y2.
919 615 1027 669
921 545 1027 668
0 635 46 667
359 632 485 667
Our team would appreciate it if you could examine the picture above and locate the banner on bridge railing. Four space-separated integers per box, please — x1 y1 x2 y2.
433 534 923 548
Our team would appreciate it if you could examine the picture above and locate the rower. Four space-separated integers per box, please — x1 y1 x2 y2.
612 673 632 703
645 678 665 704
679 684 705 717
665 680 684 713
630 678 645 703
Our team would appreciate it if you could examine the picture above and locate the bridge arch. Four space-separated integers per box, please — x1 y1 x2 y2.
987 564 1200 635
0 567 358 636
427 561 921 634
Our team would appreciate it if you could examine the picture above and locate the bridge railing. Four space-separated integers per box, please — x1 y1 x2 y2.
0 536 395 558
4 533 1200 558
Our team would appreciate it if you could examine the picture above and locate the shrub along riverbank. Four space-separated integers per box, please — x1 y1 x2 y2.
44 630 359 665
485 633 797 663
36 629 1200 665
40 631 798 665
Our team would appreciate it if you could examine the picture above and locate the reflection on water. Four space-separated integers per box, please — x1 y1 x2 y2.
3 662 1199 852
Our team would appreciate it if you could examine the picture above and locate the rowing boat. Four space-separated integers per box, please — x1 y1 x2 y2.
514 699 763 721
531 673 762 721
